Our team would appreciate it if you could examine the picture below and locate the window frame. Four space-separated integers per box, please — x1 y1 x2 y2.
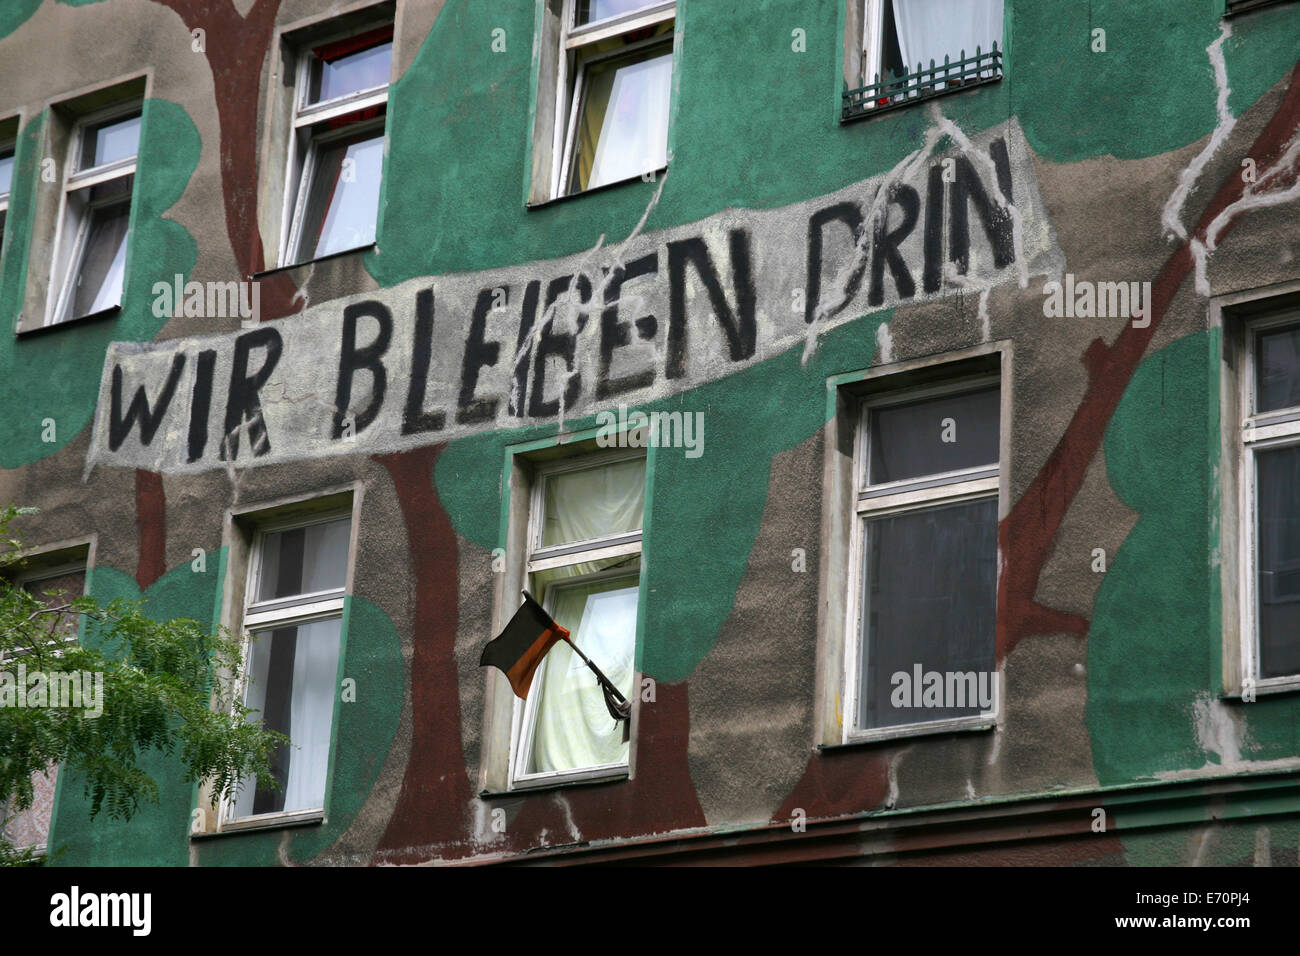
216 507 353 833
507 446 646 791
0 134 15 251
1237 310 1300 696
46 101 140 327
278 23 393 268
546 0 676 201
841 372 1003 745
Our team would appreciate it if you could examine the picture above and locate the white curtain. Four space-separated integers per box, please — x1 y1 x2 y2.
586 50 672 190
893 0 1003 81
529 581 638 773
542 459 645 547
298 519 351 594
281 617 342 811
231 616 342 818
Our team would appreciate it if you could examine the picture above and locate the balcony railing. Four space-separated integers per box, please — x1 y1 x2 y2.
842 44 1002 123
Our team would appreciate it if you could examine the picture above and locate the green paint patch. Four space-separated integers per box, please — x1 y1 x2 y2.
0 0 41 40
1014 0 1300 163
437 313 888 683
47 561 221 867
0 99 199 469
1090 331 1300 793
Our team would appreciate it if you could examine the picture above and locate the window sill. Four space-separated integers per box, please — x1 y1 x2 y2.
823 714 997 749
1222 676 1300 700
482 767 629 798
192 809 325 839
841 74 1001 124
1224 0 1294 16
252 242 377 282
15 305 120 338
526 168 667 211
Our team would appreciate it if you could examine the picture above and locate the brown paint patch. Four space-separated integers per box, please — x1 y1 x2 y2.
996 59 1300 662
373 444 472 862
502 681 706 853
772 750 891 824
154 0 302 321
134 469 165 590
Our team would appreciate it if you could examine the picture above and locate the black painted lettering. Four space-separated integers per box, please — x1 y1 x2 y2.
805 202 866 325
868 183 919 307
186 349 216 463
457 288 502 424
666 230 757 379
528 274 591 417
949 137 1015 275
109 354 185 452
221 327 282 461
333 300 392 439
402 289 446 435
598 252 658 399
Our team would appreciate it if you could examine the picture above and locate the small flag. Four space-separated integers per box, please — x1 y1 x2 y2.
480 591 632 728
479 590 569 700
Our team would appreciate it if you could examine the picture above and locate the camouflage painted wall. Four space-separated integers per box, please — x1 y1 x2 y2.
0 0 1298 865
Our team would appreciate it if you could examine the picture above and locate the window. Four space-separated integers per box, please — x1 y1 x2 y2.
509 452 645 788
1239 312 1300 693
0 551 89 857
0 138 14 251
222 512 352 826
48 106 140 325
1226 0 1293 14
843 377 1001 741
281 24 392 266
844 0 1004 121
537 0 675 201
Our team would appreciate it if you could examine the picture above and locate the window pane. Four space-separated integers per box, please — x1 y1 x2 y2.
569 46 672 193
575 0 667 26
528 575 638 774
542 458 645 547
232 617 343 817
1 766 58 850
1255 322 1300 414
1257 445 1300 679
69 187 131 319
0 151 13 196
257 518 351 602
297 131 384 261
80 114 140 170
308 41 393 104
889 0 1004 73
868 386 999 485
858 498 998 731
22 570 86 641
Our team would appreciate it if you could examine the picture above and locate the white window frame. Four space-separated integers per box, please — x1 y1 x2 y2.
0 136 15 248
549 0 676 200
855 0 1004 89
217 509 351 832
1237 310 1300 697
46 102 140 327
507 447 645 790
842 374 1002 744
279 24 392 267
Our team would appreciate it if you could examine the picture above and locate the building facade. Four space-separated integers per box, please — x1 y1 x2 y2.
1 0 1300 865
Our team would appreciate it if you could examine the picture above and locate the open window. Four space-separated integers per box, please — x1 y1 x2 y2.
844 0 1004 121
531 0 675 202
281 23 392 266
219 507 353 829
47 106 139 325
508 451 645 788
